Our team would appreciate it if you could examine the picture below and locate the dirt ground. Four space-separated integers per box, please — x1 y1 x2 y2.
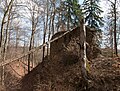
90 57 120 91
1 55 120 91
13 56 120 91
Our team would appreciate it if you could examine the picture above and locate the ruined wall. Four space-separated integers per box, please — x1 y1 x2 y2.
50 26 97 62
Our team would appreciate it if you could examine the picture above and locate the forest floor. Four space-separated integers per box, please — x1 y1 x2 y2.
1 56 120 91
89 57 120 91
20 56 120 91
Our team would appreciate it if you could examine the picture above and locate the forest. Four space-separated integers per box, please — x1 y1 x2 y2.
0 0 120 91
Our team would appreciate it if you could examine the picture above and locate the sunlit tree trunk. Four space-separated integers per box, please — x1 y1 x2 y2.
47 16 52 57
78 19 88 89
42 0 49 61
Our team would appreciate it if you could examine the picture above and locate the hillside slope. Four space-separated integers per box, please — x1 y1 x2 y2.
18 27 120 91
20 56 120 91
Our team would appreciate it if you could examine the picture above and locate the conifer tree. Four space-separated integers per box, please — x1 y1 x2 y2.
58 0 82 30
82 0 103 31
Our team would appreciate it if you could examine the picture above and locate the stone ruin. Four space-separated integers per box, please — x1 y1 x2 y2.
20 26 104 91
50 26 100 63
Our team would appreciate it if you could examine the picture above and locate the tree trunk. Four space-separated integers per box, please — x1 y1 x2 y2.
42 0 49 61
47 0 52 57
2 7 12 85
114 0 118 56
15 27 19 54
67 7 70 31
110 29 113 57
28 7 35 73
0 0 14 85
28 30 34 72
0 0 14 56
78 19 88 89
47 19 51 57
51 2 55 35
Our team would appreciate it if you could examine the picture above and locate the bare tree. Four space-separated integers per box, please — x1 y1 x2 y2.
42 0 49 61
0 0 14 85
20 0 43 72
107 0 118 56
